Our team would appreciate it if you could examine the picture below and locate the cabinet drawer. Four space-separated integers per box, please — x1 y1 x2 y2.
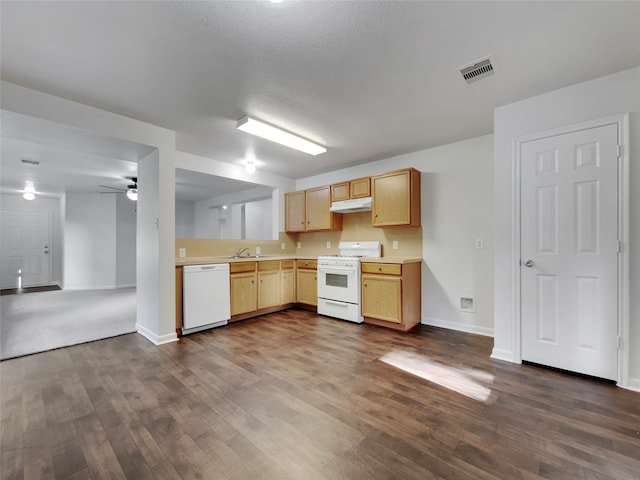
258 260 280 271
281 259 294 270
296 259 317 270
361 263 401 275
230 262 257 273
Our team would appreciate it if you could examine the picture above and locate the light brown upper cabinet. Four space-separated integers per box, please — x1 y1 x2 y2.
285 191 306 232
371 168 421 227
286 186 342 232
331 177 371 202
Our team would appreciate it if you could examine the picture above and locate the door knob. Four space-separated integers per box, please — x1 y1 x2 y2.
523 259 534 268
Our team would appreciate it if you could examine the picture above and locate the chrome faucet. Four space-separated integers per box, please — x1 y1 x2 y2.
235 247 250 257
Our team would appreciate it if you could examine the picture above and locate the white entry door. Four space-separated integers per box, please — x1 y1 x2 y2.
0 210 51 289
520 123 619 380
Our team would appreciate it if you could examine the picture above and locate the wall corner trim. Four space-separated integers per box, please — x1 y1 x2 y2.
490 348 519 363
136 323 178 346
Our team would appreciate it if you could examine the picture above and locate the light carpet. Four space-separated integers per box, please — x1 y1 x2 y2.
0 287 136 360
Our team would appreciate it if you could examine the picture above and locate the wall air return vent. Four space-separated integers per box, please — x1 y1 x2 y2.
459 57 494 84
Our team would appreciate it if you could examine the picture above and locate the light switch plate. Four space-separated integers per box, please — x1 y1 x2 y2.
326 241 331 248
281 242 286 250
179 248 186 258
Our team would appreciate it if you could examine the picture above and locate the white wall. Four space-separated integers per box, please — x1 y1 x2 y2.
0 193 64 286
175 199 195 238
296 134 495 335
246 198 273 241
64 193 117 289
493 67 640 388
194 187 274 240
116 193 136 287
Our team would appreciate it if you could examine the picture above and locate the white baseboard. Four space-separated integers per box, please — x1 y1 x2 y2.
63 285 117 291
621 377 640 393
421 316 493 337
136 323 178 346
490 348 520 363
117 283 136 289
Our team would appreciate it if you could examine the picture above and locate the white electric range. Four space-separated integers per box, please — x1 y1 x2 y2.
317 241 381 323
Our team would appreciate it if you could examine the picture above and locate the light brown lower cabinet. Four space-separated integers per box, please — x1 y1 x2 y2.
258 261 280 309
361 261 421 332
281 260 295 304
296 259 317 307
230 262 258 316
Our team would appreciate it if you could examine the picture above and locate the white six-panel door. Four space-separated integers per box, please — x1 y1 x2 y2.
520 123 619 380
0 210 51 289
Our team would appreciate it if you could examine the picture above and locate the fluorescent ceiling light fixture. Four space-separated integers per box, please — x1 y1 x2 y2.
236 116 326 156
126 189 138 201
23 192 35 200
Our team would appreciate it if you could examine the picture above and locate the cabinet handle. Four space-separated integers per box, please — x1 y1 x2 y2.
378 267 382 271
364 283 367 287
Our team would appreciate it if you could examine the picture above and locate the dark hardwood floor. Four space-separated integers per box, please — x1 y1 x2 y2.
2 309 639 479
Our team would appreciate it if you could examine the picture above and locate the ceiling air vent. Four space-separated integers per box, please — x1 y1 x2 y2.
459 57 494 84
21 158 40 166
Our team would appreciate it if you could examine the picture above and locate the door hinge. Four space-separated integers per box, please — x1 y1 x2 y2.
617 336 623 350
617 144 623 159
617 240 622 253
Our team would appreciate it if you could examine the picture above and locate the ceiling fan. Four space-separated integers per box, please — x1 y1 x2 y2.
100 176 138 201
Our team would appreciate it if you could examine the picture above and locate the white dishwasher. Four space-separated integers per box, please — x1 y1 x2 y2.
182 263 230 335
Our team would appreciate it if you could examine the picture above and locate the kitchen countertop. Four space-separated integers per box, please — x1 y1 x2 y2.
176 255 421 266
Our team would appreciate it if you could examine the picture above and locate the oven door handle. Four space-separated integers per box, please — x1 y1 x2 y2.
318 268 356 276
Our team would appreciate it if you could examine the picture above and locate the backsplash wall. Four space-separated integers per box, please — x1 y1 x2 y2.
175 211 421 258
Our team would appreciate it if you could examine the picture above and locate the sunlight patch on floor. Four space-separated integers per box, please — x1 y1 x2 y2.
379 350 494 402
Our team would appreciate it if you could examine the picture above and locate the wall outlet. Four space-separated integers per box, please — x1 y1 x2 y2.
256 246 261 255
460 297 476 313
392 240 399 250
475 238 484 250
179 248 186 258
297 242 301 249
281 242 286 250
326 241 331 249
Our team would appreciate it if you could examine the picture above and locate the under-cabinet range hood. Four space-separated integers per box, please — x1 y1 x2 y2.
330 197 372 213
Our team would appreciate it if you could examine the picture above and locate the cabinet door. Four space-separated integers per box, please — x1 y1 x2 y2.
350 177 371 198
372 170 411 226
230 272 257 315
306 186 332 231
285 191 306 232
281 269 295 304
258 270 280 309
296 269 317 306
331 182 350 202
361 274 402 323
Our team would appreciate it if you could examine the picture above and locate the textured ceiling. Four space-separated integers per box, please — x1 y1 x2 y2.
1 1 639 193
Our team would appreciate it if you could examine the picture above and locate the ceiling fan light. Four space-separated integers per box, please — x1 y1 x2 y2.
236 116 326 156
126 189 138 201
23 192 36 200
